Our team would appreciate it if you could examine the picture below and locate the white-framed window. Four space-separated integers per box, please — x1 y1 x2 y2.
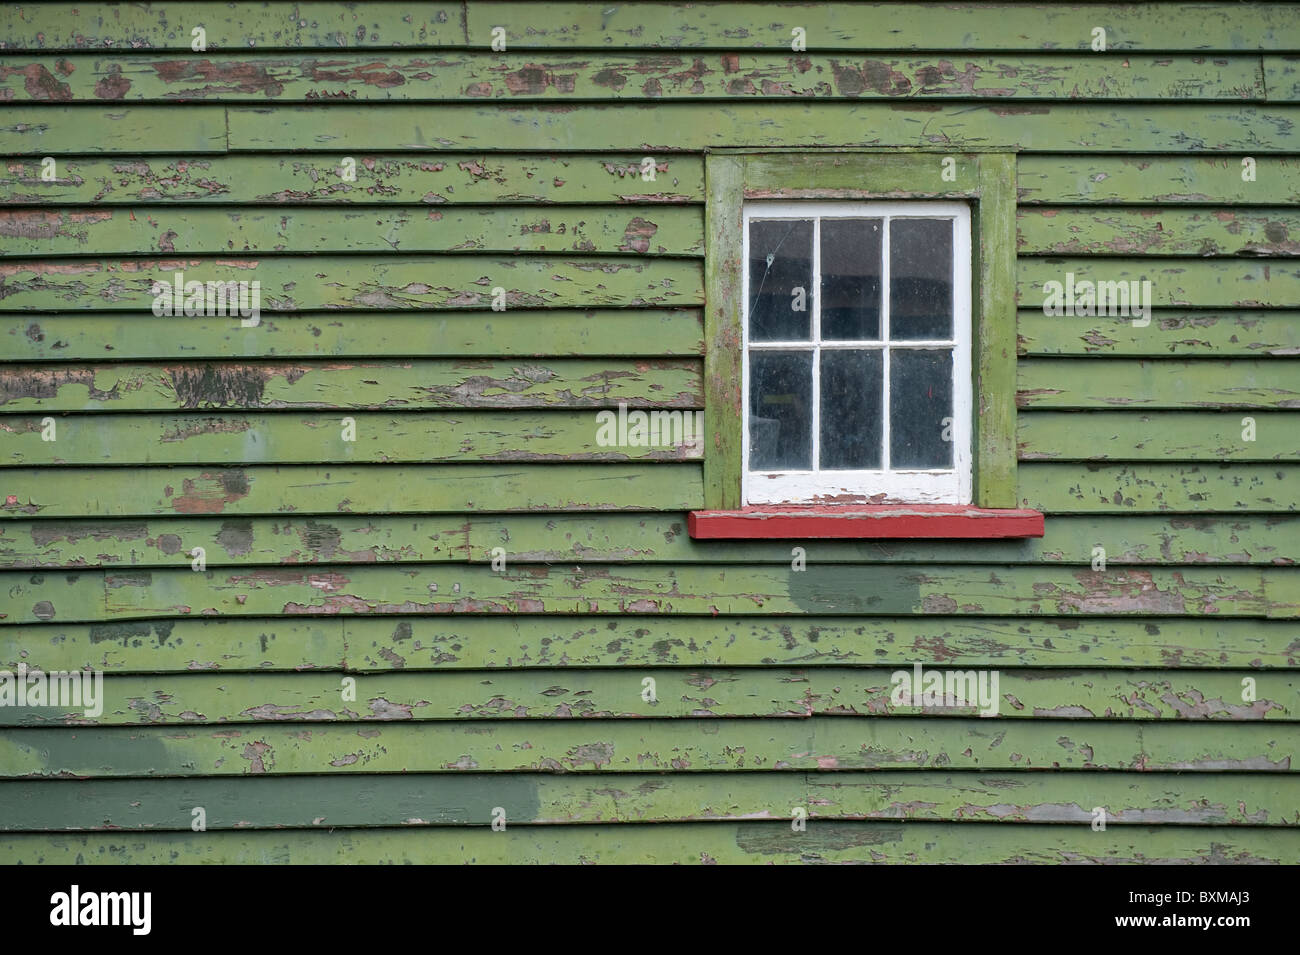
742 201 973 506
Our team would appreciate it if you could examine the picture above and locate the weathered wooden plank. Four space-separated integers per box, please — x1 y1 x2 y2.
0 564 1285 624
0 154 706 205
465 5 1300 53
976 151 1019 508
2 823 1295 864
1019 412 1299 461
1020 360 1300 410
0 206 705 256
1264 56 1300 104
1 717 1292 776
0 410 704 465
742 149 980 198
802 772 1299 827
1021 362 1300 416
0 52 1266 102
9 514 1296 569
1017 310 1300 358
1019 258 1300 309
0 516 470 567
0 359 702 412
0 3 463 52
0 668 817 725
702 153 743 510
2 771 1292 830
0 106 226 154
1017 156 1300 205
3 463 1290 519
0 310 706 361
226 103 1300 153
0 256 704 311
3 617 348 673
0 464 705 517
3 667 1291 726
1019 208 1300 256
803 719 1297 772
9 3 1298 53
1021 463 1300 512
91 564 1300 622
7 615 1295 674
463 513 1300 566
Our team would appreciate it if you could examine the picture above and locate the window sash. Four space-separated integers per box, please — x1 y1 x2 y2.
742 200 973 506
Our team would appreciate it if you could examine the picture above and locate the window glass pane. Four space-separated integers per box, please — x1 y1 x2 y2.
820 349 883 469
748 219 813 341
889 218 953 341
749 350 812 470
820 218 881 340
889 348 954 469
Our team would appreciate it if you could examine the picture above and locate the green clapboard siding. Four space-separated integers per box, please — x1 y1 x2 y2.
0 155 708 205
5 616 1296 672
0 206 706 256
7 514 1299 567
0 359 704 411
0 0 1297 866
0 53 1269 103
0 311 706 360
1 772 1294 829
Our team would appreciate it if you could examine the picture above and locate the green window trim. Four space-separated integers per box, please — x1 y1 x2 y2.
703 150 1018 511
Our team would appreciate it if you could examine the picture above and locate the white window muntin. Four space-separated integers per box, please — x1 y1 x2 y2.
741 200 973 506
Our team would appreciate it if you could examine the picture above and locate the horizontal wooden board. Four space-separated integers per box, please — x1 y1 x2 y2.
1020 463 1300 513
2 667 1291 726
1 771 1292 830
1016 310 1300 358
0 3 463 52
0 154 707 205
1 515 470 568
2 667 824 725
1018 208 1300 256
9 3 1299 53
1018 412 1300 462
7 514 1296 569
7 156 1294 208
0 205 705 257
1018 359 1300 409
0 410 705 466
1018 258 1300 309
0 106 228 154
0 256 704 311
3 617 348 673
0 464 705 517
1 822 1295 864
1 465 1293 521
463 513 1300 566
225 103 1300 153
3 465 1295 521
465 4 1300 54
1264 55 1300 103
6 615 1294 673
0 53 1267 102
35 615 1300 674
0 359 703 412
0 310 706 361
1017 156 1300 205
0 564 1288 624
1 717 1293 776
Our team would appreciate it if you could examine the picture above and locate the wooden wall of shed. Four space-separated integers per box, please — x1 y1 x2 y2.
0 1 1297 864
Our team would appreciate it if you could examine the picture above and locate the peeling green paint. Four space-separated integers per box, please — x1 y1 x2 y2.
1 0 1297 866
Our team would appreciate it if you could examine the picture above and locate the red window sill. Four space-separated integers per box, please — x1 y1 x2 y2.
687 505 1045 540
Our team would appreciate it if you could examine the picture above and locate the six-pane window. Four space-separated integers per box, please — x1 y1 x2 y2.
743 201 972 505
